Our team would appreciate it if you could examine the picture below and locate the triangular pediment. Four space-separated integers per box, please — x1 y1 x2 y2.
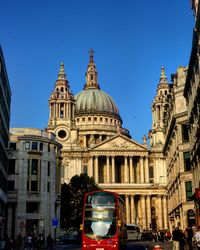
91 134 148 151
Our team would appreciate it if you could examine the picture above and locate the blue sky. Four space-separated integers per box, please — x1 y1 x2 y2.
1 0 194 143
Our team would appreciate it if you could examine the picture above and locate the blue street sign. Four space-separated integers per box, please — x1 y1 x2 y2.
52 217 58 227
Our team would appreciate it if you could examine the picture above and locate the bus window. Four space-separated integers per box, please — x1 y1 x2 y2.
85 193 116 207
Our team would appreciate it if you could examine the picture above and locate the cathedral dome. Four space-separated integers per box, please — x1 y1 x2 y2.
74 49 120 119
75 88 120 117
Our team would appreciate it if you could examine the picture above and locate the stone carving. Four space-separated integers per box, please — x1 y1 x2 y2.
94 136 144 150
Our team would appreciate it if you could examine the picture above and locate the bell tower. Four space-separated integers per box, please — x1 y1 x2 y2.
47 63 77 146
150 66 172 148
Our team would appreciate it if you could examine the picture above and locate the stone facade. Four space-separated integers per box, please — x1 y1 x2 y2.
184 0 200 225
0 46 11 246
163 67 194 231
47 51 168 231
7 128 62 239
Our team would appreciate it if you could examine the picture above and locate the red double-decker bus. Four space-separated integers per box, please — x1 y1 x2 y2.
81 190 127 250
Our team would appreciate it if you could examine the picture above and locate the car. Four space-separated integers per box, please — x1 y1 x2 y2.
56 234 77 245
126 224 141 241
141 230 154 241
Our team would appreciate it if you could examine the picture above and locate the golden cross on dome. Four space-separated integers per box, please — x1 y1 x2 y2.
89 48 94 62
161 66 165 77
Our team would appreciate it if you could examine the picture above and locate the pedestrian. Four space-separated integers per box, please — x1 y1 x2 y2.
179 229 186 250
172 226 181 250
185 226 193 250
27 234 32 249
16 234 22 250
165 230 171 242
194 226 200 250
47 234 53 250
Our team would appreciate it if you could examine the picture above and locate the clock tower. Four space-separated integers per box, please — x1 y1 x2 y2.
47 63 77 149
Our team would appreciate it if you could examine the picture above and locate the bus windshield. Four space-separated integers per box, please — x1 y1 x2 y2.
84 192 117 239
84 219 117 239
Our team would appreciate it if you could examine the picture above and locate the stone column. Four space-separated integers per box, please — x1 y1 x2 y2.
94 156 98 183
67 102 69 117
50 103 52 118
163 196 168 229
112 156 115 183
88 157 93 177
136 160 140 183
124 156 128 183
69 101 71 120
137 199 141 225
146 195 151 229
54 103 56 117
157 195 163 230
126 195 130 224
130 195 135 224
141 195 146 229
144 157 149 183
106 156 110 183
129 157 134 183
140 157 144 183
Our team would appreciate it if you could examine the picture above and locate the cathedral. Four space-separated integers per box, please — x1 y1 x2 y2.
7 49 196 239
47 49 168 231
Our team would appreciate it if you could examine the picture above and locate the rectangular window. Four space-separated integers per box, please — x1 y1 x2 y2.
31 142 38 150
47 182 50 192
185 181 193 201
8 181 15 191
184 151 191 171
26 202 39 213
31 181 38 191
25 142 30 150
182 124 189 142
31 159 38 175
149 166 154 179
39 143 43 151
83 166 88 174
8 159 15 174
48 162 50 176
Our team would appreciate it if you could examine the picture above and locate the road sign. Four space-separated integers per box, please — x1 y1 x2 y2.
52 217 58 227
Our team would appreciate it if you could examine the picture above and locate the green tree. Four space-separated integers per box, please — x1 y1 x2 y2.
60 173 100 229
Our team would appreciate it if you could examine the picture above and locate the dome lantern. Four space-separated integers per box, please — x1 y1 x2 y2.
84 48 99 90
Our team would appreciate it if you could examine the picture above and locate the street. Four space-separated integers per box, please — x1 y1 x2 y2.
54 240 173 250
54 239 200 250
